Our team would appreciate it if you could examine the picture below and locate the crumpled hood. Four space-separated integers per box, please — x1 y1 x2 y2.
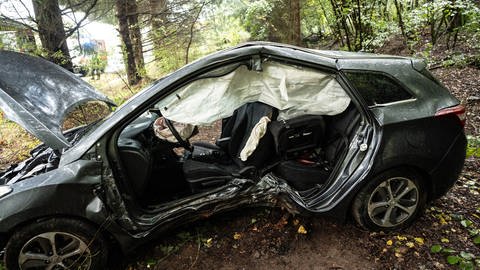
0 50 115 149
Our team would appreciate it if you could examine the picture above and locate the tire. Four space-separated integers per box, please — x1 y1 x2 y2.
4 218 108 270
352 168 427 231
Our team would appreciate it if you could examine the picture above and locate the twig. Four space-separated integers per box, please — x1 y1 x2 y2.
115 72 134 94
188 231 201 270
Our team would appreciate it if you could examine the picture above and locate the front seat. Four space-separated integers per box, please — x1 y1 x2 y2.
183 102 277 193
117 138 152 198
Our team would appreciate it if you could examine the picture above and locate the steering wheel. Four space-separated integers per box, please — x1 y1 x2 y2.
163 117 192 151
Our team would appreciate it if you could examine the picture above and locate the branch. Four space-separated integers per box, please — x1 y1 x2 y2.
63 0 98 39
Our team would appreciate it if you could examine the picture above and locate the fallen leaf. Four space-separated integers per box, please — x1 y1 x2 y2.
233 232 241 240
205 238 213 248
396 235 407 241
386 240 393 246
414 237 424 245
441 238 449 243
297 225 307 234
406 242 415 248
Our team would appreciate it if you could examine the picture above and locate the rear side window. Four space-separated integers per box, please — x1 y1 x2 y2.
344 72 413 106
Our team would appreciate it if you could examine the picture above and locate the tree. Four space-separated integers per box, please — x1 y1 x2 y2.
0 0 101 70
241 0 302 45
149 0 168 53
126 0 144 74
290 0 301 45
32 0 73 70
115 0 141 85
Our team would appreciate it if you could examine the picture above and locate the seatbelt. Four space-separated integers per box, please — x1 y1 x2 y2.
164 118 192 151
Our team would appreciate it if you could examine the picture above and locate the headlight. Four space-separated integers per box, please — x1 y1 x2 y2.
0 185 12 198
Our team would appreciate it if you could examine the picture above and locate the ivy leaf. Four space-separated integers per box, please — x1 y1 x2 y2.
447 255 461 265
430 244 442 253
473 236 480 245
459 260 475 270
443 248 457 254
460 251 475 260
461 219 473 228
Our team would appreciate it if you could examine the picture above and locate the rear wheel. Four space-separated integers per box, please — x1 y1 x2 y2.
352 168 427 231
4 218 107 270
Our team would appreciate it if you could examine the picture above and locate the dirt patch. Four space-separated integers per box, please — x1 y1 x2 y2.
124 208 377 270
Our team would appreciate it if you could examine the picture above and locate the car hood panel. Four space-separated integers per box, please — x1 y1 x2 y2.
0 51 114 149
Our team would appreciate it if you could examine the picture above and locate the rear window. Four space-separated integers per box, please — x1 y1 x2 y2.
344 72 413 106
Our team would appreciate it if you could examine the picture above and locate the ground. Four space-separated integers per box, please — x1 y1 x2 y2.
0 63 479 270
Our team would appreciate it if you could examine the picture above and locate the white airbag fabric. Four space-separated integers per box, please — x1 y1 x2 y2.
158 61 350 125
239 116 271 161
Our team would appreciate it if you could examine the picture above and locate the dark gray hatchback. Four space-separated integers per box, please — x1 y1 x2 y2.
0 42 466 269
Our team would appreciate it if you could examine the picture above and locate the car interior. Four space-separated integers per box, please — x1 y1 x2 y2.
113 60 363 207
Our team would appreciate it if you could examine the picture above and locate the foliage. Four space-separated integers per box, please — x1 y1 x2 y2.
240 0 277 41
466 136 480 158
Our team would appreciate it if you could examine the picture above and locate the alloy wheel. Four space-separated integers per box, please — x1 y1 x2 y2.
367 177 419 227
18 231 91 270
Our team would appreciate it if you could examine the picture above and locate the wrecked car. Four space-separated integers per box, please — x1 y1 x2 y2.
0 42 466 269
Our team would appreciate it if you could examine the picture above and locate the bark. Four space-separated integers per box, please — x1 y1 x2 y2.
355 0 363 50
394 0 406 38
116 0 141 85
126 0 144 73
290 0 301 46
32 0 73 71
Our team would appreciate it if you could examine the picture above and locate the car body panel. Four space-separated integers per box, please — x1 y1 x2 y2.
337 58 459 125
0 50 115 149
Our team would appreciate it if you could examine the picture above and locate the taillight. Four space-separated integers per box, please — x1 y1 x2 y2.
435 105 466 127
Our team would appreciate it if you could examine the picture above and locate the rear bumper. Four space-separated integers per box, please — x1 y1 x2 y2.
428 131 467 200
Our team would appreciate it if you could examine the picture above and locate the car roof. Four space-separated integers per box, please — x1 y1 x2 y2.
232 41 412 60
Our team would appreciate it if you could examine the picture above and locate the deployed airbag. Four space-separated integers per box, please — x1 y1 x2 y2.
157 61 350 125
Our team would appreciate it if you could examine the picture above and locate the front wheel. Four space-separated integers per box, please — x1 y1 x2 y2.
352 168 427 231
4 218 108 270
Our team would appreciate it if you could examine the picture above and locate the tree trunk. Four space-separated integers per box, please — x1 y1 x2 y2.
116 0 141 85
394 0 406 38
290 0 301 46
185 2 205 64
126 0 144 74
333 0 352 50
355 0 363 50
329 0 345 46
149 0 168 53
32 0 72 71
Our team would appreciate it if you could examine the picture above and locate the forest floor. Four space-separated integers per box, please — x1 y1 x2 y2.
0 51 479 270
120 66 480 270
